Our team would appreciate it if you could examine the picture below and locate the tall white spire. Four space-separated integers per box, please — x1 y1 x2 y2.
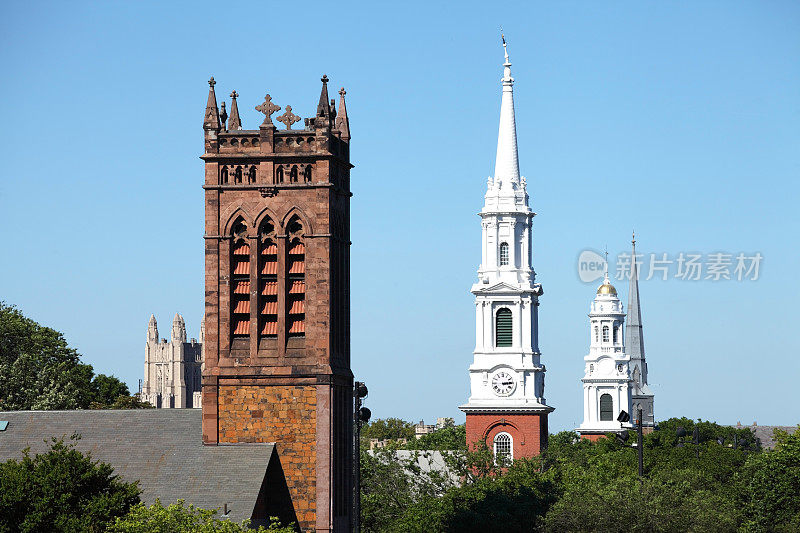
493 34 521 185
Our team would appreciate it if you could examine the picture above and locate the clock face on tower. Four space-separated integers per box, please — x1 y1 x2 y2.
491 371 516 396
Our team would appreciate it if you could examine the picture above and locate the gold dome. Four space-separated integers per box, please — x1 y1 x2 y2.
597 279 617 296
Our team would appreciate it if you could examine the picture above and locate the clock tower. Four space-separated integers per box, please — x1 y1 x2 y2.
459 38 554 461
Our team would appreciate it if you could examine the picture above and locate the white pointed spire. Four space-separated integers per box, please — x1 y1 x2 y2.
493 34 520 185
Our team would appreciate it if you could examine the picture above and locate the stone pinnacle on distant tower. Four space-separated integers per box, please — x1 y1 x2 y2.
335 87 350 142
203 77 221 131
228 90 242 131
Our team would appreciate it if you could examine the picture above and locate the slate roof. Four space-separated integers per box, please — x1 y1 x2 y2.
731 423 798 450
0 409 275 525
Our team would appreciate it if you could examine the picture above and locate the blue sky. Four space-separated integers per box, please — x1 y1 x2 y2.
1 1 798 432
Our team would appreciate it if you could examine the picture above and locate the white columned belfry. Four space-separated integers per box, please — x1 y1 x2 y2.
577 273 633 436
460 37 553 441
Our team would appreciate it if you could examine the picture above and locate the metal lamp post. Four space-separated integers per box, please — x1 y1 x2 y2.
353 381 370 533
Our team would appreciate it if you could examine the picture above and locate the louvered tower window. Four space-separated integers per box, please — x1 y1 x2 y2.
496 308 512 347
613 323 619 343
499 242 509 266
602 325 610 342
600 393 613 421
287 216 305 337
230 219 250 339
259 220 278 338
494 432 513 462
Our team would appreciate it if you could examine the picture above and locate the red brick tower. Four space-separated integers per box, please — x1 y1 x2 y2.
201 76 353 532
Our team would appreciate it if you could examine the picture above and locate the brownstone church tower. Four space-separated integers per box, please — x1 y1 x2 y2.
200 75 353 532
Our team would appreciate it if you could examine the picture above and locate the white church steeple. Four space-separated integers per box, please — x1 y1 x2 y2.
461 37 553 460
578 271 634 437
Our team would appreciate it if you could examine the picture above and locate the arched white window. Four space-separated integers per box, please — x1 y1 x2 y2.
499 242 509 266
600 393 613 421
602 325 610 342
494 432 513 462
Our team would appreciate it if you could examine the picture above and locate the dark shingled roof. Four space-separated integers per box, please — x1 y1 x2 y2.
0 409 294 526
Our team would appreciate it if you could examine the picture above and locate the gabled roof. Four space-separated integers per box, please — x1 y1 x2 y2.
474 281 524 293
0 409 293 526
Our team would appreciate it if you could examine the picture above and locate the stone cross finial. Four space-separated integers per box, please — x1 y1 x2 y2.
339 87 346 97
255 94 281 126
209 77 216 87
230 90 238 99
277 105 301 130
321 74 329 84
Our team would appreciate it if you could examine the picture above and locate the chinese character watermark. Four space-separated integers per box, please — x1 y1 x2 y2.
577 250 762 282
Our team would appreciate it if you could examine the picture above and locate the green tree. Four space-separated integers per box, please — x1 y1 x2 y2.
738 427 800 532
106 393 154 410
108 500 295 533
90 373 130 406
361 418 415 441
391 457 554 533
0 435 141 533
0 302 96 410
0 302 145 410
542 420 754 532
403 424 467 451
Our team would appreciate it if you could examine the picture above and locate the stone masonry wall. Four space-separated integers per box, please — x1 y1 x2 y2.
219 384 317 529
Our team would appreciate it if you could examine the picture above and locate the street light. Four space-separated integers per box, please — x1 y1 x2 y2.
353 381 369 533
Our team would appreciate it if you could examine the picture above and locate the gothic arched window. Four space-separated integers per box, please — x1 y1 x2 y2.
496 308 512 347
303 165 312 183
600 393 613 421
287 215 306 338
220 166 228 184
602 325 610 342
275 166 284 184
234 166 243 184
290 165 299 183
499 242 509 266
494 432 513 462
248 166 257 184
230 218 250 340
259 219 278 338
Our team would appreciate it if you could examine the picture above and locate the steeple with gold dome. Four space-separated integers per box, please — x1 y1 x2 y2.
577 265 634 438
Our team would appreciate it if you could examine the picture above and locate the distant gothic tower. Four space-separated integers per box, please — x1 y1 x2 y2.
577 274 634 439
142 314 203 408
626 236 655 427
201 75 353 532
459 39 554 461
